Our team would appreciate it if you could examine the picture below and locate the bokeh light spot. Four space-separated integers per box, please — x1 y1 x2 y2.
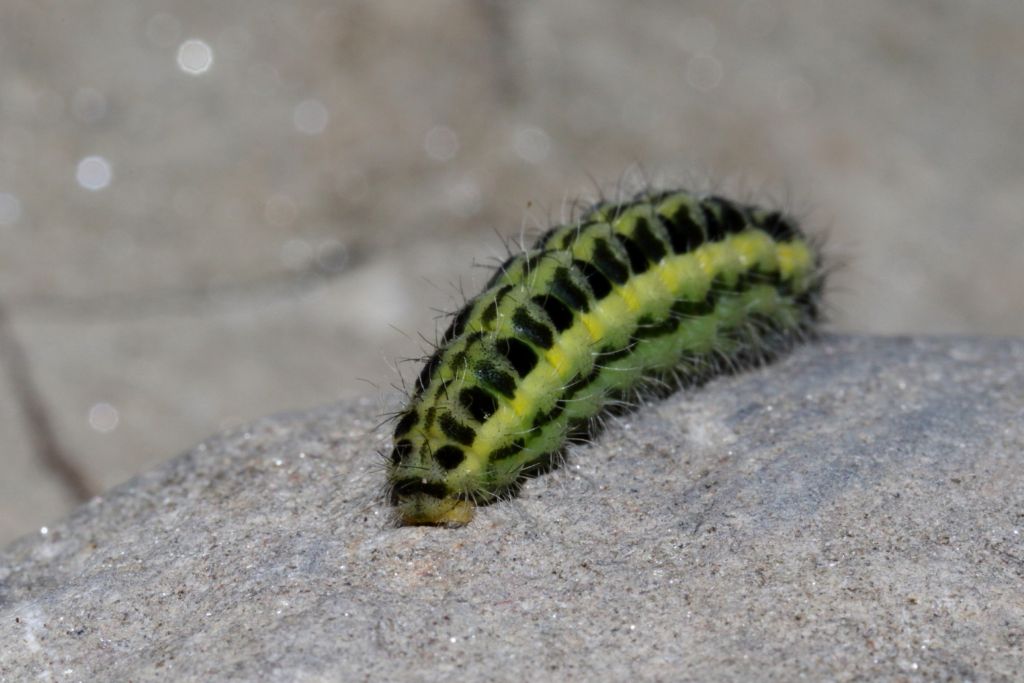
686 54 723 92
88 403 120 433
76 156 113 191
513 126 551 164
424 125 459 162
177 39 214 75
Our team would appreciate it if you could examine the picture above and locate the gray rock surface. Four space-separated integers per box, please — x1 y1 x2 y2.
2 335 1022 681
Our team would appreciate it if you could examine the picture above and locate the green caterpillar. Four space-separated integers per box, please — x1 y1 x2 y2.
388 188 822 526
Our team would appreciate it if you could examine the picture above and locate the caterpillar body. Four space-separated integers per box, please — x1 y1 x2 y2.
388 188 822 526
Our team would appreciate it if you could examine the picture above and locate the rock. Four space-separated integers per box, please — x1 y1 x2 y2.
1 336 1022 681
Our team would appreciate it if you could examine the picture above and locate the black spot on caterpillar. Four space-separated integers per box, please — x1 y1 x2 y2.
387 187 823 526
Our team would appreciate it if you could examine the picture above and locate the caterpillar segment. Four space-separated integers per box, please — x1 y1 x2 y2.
387 189 822 526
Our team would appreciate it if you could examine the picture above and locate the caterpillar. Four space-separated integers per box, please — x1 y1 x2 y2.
387 187 822 526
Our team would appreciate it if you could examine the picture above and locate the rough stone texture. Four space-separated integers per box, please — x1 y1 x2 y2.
1 336 1021 681
2 1 1024 545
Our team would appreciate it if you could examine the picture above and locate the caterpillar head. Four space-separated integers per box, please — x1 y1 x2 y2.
388 474 475 526
387 433 477 526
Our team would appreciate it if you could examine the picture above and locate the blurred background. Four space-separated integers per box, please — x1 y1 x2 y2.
1 0 1022 546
